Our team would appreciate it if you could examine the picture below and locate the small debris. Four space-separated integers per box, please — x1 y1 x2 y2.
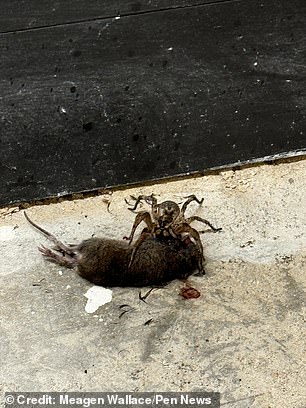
32 278 45 287
0 207 19 219
139 287 155 303
240 239 255 248
119 304 131 309
59 106 67 114
119 310 129 319
144 318 153 326
118 304 134 318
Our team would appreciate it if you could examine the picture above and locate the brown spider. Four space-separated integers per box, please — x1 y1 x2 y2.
124 194 222 273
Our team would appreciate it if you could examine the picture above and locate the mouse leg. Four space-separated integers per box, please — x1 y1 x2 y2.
38 245 77 268
50 243 79 255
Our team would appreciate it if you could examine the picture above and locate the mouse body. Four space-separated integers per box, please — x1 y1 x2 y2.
25 212 201 287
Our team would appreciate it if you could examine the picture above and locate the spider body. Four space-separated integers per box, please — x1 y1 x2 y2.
124 194 221 273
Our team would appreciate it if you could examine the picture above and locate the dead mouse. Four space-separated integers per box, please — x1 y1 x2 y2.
24 212 201 287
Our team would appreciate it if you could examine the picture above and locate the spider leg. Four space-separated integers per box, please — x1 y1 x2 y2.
169 227 179 239
145 194 157 206
186 215 222 232
123 211 154 244
127 194 156 211
126 195 147 211
181 194 204 215
128 228 152 269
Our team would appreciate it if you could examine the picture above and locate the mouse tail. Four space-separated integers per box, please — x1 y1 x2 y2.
24 211 76 255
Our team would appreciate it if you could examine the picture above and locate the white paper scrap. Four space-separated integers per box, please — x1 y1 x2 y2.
84 286 113 313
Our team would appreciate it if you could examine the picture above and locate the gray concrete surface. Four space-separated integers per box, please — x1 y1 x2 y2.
0 159 305 408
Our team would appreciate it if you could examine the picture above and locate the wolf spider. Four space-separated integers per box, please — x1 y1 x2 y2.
124 194 221 273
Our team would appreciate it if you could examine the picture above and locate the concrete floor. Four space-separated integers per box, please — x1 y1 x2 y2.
0 159 305 408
